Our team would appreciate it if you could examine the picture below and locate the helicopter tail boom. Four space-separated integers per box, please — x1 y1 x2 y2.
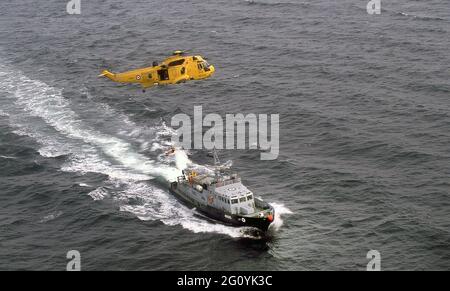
98 70 116 80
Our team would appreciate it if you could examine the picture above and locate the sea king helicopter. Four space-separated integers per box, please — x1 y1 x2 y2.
99 51 215 91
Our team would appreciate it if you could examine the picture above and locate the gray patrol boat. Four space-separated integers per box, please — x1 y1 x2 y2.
169 150 275 231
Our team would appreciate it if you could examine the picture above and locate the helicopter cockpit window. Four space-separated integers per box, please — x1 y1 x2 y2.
203 61 211 71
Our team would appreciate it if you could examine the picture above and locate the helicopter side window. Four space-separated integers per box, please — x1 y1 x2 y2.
168 59 185 67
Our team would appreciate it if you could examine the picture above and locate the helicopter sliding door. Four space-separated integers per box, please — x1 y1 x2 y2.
158 68 169 81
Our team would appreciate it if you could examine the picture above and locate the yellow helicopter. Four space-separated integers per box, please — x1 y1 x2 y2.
99 51 215 91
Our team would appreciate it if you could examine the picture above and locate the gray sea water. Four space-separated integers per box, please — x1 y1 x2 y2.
0 0 449 270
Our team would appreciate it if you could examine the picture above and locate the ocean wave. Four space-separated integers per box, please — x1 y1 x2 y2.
0 109 8 117
11 128 72 158
393 11 445 21
39 211 63 223
0 155 17 160
244 0 310 8
88 187 110 201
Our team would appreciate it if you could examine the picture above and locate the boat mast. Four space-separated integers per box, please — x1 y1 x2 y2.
211 133 222 179
213 146 221 179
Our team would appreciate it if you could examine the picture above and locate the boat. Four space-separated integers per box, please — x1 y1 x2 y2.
169 150 275 231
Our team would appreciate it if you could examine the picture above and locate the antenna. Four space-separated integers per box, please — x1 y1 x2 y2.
213 146 220 166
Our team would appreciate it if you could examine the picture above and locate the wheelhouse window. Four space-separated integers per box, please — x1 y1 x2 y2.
239 197 247 203
247 194 253 201
231 198 239 204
